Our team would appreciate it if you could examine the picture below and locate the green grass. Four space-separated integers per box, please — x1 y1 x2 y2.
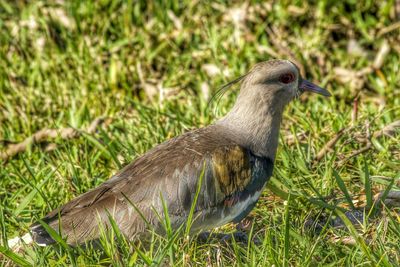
1 0 400 266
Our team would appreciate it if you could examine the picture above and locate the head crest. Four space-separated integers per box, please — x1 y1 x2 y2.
206 73 248 113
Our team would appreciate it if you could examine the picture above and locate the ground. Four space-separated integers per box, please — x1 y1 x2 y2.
1 0 400 266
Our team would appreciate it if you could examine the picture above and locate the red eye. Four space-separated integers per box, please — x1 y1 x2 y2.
279 73 295 84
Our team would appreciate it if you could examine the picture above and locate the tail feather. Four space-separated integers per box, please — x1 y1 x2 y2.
30 223 56 246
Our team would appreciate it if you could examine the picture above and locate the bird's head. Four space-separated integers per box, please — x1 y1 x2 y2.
218 59 331 159
239 59 331 108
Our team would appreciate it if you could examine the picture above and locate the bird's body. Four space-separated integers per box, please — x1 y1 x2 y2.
30 59 331 246
32 124 274 245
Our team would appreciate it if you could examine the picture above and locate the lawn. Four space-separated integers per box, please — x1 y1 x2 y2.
1 0 399 266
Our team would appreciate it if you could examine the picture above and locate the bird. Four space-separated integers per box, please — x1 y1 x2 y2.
29 59 331 246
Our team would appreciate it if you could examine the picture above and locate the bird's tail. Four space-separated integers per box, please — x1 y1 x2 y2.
30 223 55 246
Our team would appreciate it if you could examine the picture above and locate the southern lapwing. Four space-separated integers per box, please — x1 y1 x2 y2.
30 59 331 246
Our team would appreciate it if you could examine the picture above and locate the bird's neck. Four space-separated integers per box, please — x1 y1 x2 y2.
216 96 284 161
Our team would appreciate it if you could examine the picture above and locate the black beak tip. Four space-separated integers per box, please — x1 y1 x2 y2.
322 90 332 97
300 79 331 97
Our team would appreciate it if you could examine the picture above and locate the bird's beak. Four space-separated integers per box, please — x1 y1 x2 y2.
299 79 331 97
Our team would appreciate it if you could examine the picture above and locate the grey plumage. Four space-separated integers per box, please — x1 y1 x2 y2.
30 59 330 246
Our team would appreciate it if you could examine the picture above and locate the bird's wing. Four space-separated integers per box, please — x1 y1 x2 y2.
31 125 273 245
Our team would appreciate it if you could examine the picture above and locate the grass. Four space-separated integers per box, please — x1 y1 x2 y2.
1 0 400 266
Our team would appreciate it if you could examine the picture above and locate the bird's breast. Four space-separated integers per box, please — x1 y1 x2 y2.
217 153 274 224
190 147 274 231
218 190 263 226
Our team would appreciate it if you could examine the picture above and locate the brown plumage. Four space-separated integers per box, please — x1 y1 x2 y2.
30 59 330 246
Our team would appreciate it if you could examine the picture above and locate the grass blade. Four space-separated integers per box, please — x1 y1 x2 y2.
377 172 400 205
335 209 375 264
283 193 291 267
363 160 373 209
333 169 355 209
37 219 77 266
0 245 31 267
184 161 206 236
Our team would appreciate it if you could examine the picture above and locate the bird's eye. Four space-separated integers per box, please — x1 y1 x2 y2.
279 73 295 84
